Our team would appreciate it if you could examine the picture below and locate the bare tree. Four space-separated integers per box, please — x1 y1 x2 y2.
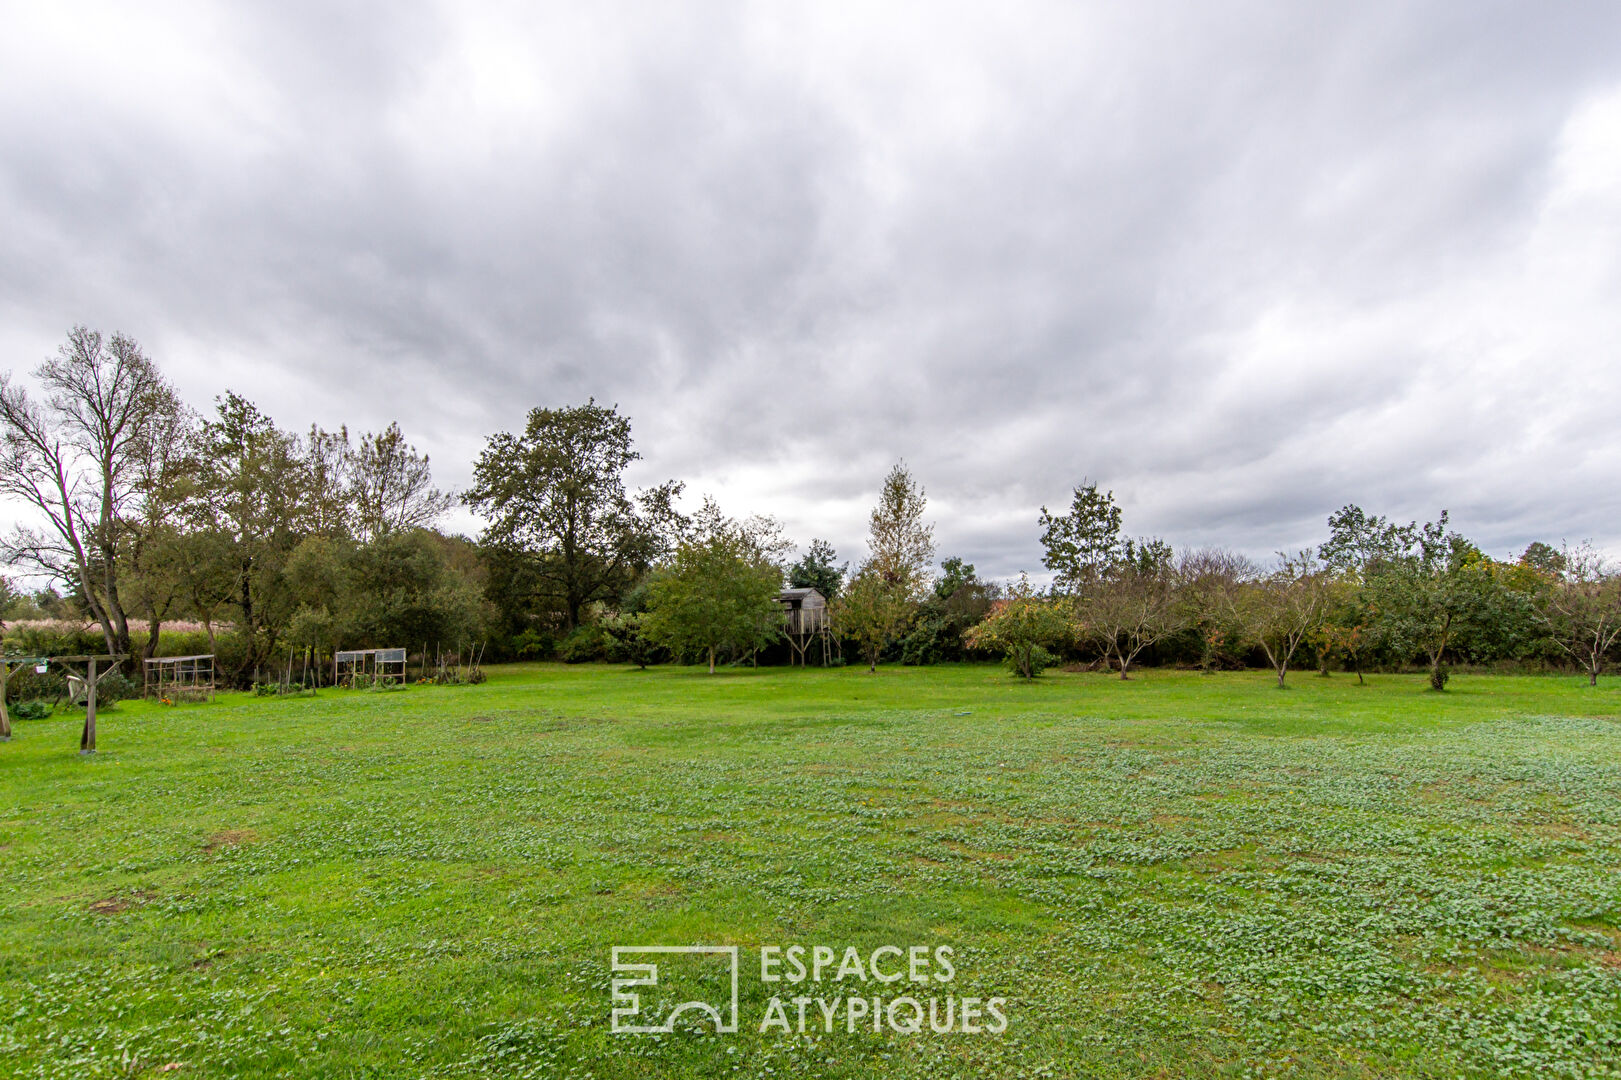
0 327 182 656
1176 547 1256 674
1533 543 1621 686
1234 551 1335 688
1076 541 1183 679
348 422 453 542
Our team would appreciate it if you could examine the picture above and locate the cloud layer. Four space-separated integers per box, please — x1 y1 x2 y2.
3 1 1618 577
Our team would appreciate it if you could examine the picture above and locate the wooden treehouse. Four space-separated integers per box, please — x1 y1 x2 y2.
776 587 832 666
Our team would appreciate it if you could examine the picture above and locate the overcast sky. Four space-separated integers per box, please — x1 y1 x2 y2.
3 1 1618 579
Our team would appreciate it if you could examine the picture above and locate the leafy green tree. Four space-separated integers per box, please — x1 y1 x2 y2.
788 539 846 601
0 574 17 632
464 401 684 630
349 423 454 542
834 565 916 673
933 556 977 602
1039 482 1124 594
1318 504 1413 577
1366 513 1511 691
189 393 312 680
964 574 1071 678
902 557 999 665
285 530 486 663
644 520 783 674
1520 541 1566 575
835 464 936 671
600 611 655 668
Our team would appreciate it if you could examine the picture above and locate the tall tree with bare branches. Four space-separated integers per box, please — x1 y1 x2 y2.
0 327 184 656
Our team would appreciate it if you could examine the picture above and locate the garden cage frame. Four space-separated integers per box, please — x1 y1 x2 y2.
144 654 217 703
333 648 408 687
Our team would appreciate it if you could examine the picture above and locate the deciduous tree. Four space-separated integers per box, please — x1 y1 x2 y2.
964 574 1070 678
0 327 185 656
1532 543 1621 686
643 515 784 673
1039 482 1124 594
866 463 934 598
1234 551 1334 688
788 539 846 601
464 401 683 630
1075 539 1182 679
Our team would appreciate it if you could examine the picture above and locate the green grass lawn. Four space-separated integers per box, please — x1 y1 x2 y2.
1 664 1618 1079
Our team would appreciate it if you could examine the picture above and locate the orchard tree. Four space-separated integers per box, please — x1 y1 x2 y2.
1234 551 1335 688
464 401 685 629
1075 539 1182 679
1176 547 1255 675
1039 481 1124 594
835 564 917 673
1532 543 1621 686
964 574 1071 678
643 516 784 673
1365 513 1511 691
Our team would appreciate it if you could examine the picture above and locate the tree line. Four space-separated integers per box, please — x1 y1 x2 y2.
3 327 1617 690
0 328 481 686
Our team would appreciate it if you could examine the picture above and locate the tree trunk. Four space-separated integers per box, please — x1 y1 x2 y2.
1276 663 1288 689
707 646 715 675
1428 655 1447 691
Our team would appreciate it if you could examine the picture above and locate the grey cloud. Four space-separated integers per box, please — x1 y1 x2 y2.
3 1 1619 580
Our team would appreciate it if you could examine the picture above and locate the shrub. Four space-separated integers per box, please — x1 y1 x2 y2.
1005 645 1057 678
10 700 54 720
556 624 610 664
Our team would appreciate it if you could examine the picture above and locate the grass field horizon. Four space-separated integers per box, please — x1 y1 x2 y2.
2 663 1618 1078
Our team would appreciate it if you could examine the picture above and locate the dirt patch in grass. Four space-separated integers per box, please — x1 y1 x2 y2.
88 888 156 916
203 828 259 852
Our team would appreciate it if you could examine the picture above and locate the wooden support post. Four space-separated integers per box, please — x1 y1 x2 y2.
0 661 11 741
79 657 97 754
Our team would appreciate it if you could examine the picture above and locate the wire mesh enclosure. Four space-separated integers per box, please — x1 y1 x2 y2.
333 648 408 687
144 654 217 703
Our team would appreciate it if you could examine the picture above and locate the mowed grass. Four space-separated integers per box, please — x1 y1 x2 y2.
1 664 1619 1079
